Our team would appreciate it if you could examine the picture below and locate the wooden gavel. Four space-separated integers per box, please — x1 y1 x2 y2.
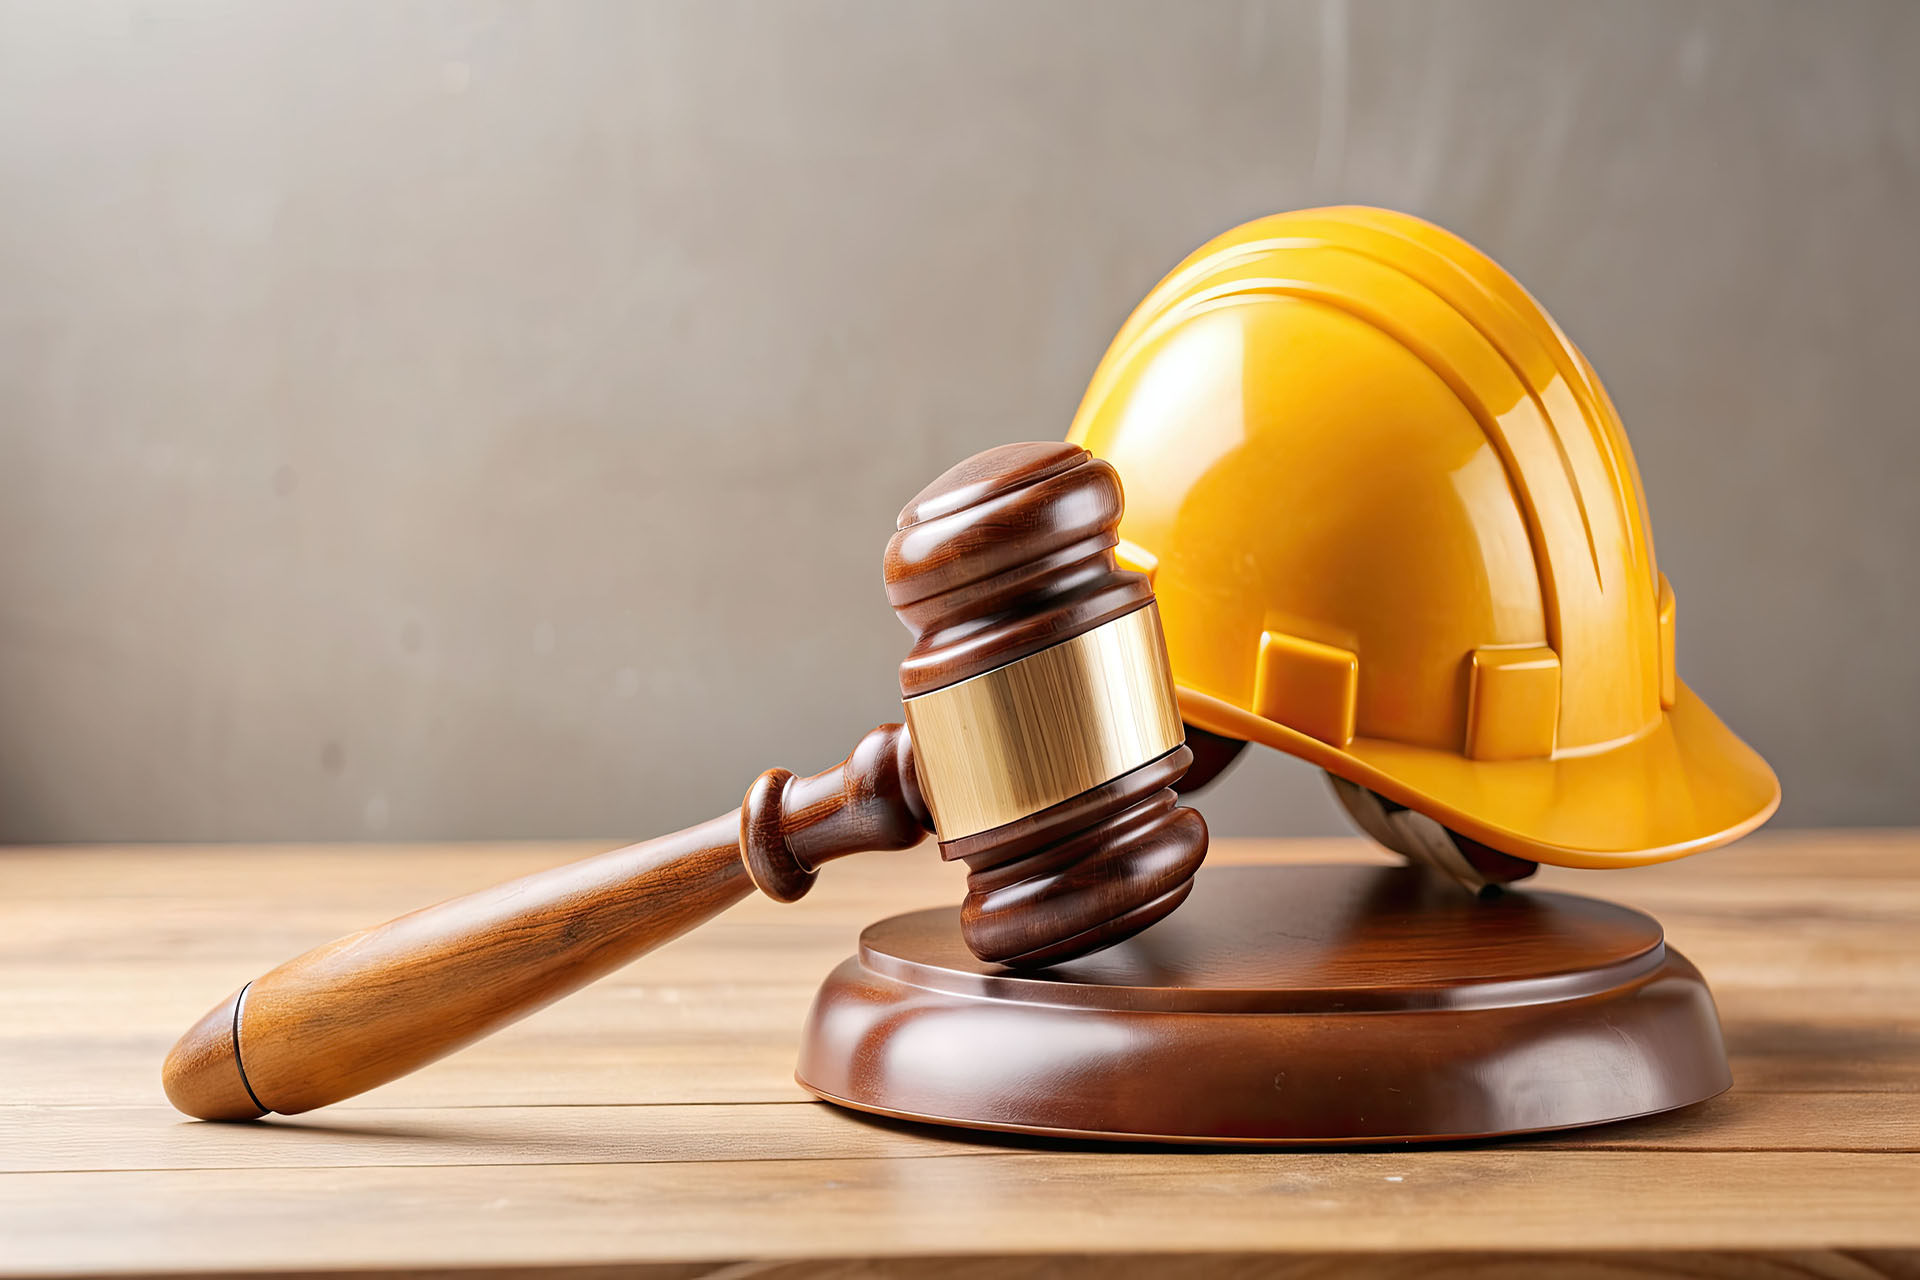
163 442 1209 1120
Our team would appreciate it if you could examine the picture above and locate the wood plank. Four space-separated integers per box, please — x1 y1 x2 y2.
3 1089 1915 1175
7 949 1916 1031
9 840 1919 972
88 1256 1911 1280
2 834 1917 1277
0 1036 813 1108
4 865 1914 1107
4 990 1911 1108
2 1151 1917 1275
5 832 1911 939
0 1101 969 1173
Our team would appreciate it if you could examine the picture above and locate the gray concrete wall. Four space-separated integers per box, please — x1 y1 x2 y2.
2 0 1915 843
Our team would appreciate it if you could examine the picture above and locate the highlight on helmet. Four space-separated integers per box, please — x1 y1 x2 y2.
1072 206 1779 871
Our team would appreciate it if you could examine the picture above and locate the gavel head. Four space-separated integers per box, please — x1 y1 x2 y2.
886 442 1208 968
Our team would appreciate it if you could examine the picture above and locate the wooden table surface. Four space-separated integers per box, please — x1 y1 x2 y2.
3 832 1917 1278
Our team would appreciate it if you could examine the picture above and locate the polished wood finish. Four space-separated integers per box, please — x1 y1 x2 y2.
156 988 256 1121
943 745 1203 966
799 864 1729 1141
885 441 1152 696
740 720 927 902
162 442 1209 1117
885 442 1207 961
6 834 1918 1276
163 725 927 1119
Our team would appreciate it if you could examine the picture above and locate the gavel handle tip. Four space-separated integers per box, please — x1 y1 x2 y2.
162 985 269 1122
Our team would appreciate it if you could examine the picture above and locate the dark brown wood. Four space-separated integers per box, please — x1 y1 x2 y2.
885 442 1153 697
798 863 1732 1143
881 442 1207 964
943 745 1204 966
739 722 928 902
163 726 929 1119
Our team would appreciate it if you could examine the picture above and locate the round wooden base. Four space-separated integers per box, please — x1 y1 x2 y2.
797 864 1730 1144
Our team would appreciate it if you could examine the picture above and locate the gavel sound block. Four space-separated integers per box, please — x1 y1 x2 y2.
796 863 1732 1143
163 442 1207 1121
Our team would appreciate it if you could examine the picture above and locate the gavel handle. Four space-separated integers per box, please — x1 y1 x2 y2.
162 724 929 1120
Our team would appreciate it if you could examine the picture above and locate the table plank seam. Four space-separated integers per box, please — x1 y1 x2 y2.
7 1145 1917 1176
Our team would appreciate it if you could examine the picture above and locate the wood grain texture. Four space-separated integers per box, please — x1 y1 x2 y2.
883 442 1152 696
3 1153 1918 1274
160 725 934 1119
1 832 1917 1277
210 818 754 1118
7 1088 1917 1177
797 864 1732 1142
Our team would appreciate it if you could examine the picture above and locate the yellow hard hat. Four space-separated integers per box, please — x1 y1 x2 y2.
1067 206 1779 869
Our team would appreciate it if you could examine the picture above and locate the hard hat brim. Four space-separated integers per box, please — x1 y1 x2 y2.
1178 681 1781 869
